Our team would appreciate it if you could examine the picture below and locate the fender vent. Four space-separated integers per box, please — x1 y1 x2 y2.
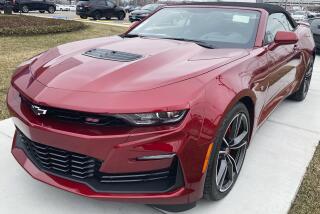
83 49 143 62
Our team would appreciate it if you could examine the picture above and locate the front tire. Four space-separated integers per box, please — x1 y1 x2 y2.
117 11 125 20
21 5 29 13
93 11 101 20
289 57 314 101
203 102 250 200
80 15 87 19
47 6 55 14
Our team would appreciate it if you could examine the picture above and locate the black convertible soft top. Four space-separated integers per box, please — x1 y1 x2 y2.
171 2 298 28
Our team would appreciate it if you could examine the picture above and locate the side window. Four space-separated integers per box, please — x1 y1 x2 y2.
264 13 293 44
106 0 115 7
279 13 293 31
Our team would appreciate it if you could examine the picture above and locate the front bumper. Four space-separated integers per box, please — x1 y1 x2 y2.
76 10 88 16
12 142 191 204
7 67 210 204
14 130 184 194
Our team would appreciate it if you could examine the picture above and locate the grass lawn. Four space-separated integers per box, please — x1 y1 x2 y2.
289 144 320 214
0 20 319 214
0 15 85 36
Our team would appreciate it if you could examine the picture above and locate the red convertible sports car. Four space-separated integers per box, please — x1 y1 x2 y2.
7 2 315 212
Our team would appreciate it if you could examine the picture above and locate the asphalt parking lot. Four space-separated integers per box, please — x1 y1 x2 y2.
0 49 319 214
21 11 131 27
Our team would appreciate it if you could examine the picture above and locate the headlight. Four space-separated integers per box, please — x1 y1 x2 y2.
115 110 187 126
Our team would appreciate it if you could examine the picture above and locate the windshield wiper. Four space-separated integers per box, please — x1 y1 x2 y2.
121 35 215 49
160 37 215 49
121 34 156 39
121 34 141 38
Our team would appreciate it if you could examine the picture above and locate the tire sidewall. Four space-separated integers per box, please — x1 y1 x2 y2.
289 55 314 101
204 103 250 200
48 6 55 14
93 11 101 20
22 5 28 13
118 11 125 20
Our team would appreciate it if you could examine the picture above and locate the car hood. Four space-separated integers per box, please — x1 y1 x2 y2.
131 9 151 15
29 36 249 93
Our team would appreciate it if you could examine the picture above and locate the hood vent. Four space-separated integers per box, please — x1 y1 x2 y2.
83 49 143 62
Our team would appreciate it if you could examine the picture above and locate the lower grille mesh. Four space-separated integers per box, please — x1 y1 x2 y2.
25 140 100 179
15 130 184 193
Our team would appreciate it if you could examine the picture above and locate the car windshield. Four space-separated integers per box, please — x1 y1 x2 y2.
141 4 161 11
128 7 261 49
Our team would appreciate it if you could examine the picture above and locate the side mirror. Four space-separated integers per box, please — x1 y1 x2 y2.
269 31 298 50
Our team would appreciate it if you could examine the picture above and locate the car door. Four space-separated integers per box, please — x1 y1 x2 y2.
39 0 48 11
31 0 44 10
264 13 301 104
105 0 115 17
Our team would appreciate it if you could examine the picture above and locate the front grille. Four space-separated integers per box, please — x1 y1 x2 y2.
15 130 184 193
24 139 101 179
83 49 143 62
21 96 130 127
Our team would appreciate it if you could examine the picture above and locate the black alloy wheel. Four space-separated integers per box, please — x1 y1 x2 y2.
302 61 313 98
289 57 314 101
118 11 125 20
93 11 101 20
204 102 250 200
48 6 55 14
21 5 29 13
216 112 249 192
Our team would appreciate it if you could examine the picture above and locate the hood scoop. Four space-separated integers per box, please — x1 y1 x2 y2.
83 49 143 62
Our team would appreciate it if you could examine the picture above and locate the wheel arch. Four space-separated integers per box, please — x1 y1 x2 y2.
238 95 255 141
219 90 256 142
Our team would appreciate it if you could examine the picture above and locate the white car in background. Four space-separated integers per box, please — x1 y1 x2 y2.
56 4 71 11
69 5 76 11
291 11 307 21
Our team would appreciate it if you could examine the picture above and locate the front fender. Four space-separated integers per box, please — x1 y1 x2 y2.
201 75 256 143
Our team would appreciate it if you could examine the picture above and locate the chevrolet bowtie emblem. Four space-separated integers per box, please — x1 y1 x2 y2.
31 105 47 116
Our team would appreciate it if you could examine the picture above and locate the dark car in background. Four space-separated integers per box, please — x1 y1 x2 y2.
309 18 320 51
0 0 4 10
12 0 56 13
129 3 164 22
124 5 134 13
76 0 125 20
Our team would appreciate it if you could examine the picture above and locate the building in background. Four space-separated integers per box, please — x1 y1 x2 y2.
265 0 320 11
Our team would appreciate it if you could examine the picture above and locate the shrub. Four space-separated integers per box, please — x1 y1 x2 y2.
0 15 86 36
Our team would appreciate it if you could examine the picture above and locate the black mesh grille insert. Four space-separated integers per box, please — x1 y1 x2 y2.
83 49 143 62
24 139 101 179
15 130 184 193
